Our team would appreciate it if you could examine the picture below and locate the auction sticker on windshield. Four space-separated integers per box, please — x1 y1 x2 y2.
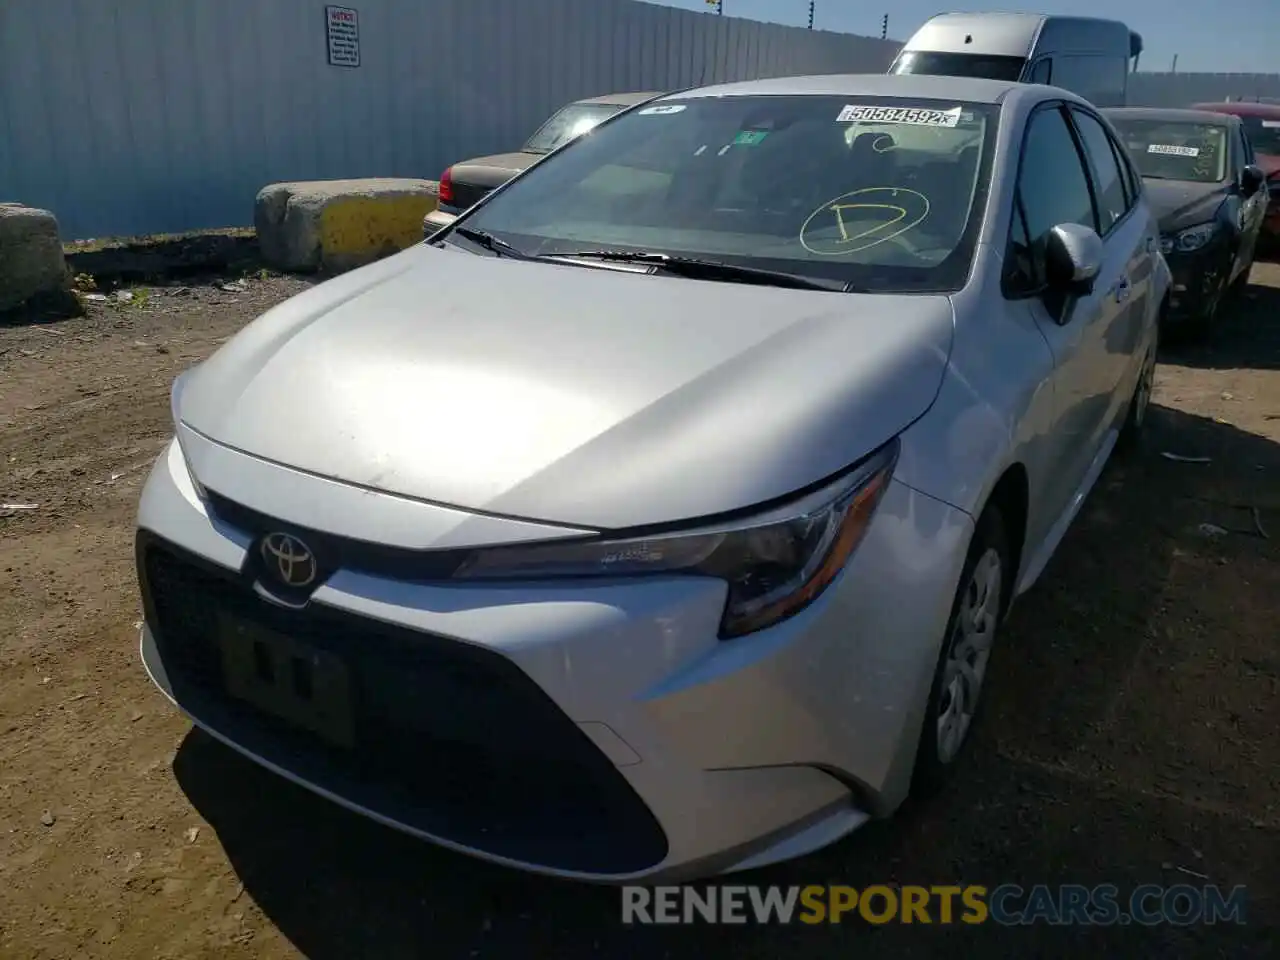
836 104 962 128
639 104 686 116
1148 144 1199 157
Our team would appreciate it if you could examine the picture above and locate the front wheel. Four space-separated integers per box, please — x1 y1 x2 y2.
911 506 1010 797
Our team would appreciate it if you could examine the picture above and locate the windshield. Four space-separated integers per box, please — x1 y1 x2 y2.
1110 118 1228 183
891 50 1027 82
522 102 628 154
1238 116 1280 156
456 94 998 293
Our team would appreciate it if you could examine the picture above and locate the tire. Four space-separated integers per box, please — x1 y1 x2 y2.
911 506 1010 798
1117 322 1158 454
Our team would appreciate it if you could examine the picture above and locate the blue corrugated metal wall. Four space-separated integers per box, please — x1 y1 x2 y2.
2 0 1274 240
0 0 898 239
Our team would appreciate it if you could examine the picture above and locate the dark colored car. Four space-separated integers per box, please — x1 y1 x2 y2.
1191 101 1280 242
1105 107 1268 335
425 92 664 234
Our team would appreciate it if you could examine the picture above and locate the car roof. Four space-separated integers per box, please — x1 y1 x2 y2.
1191 101 1280 118
665 73 1033 105
1104 107 1238 125
574 91 665 106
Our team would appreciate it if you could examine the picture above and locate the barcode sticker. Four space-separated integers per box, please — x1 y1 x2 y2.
836 104 962 127
1147 144 1200 157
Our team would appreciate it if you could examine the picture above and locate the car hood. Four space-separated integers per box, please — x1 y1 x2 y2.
449 151 540 190
1143 178 1227 233
179 245 954 531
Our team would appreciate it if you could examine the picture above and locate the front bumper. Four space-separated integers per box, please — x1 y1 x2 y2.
136 437 973 882
1163 242 1229 323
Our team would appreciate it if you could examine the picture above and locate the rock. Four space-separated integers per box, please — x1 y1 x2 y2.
0 203 73 313
40 810 55 826
254 178 439 274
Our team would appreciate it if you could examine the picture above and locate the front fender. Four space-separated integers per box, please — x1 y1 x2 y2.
892 251 1058 593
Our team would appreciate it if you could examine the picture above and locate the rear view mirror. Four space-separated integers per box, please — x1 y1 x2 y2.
1044 223 1103 295
1241 164 1265 198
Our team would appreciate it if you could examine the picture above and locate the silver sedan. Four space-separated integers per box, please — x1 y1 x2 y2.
137 73 1168 883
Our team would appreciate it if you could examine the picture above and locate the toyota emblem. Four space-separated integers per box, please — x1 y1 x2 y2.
260 532 318 588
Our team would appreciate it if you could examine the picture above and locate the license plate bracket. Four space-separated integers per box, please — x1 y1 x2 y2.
218 615 355 750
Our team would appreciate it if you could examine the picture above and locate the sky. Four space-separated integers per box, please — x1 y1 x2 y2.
643 0 1279 74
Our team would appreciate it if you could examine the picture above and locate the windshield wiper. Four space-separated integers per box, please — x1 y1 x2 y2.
448 226 530 259
542 250 856 292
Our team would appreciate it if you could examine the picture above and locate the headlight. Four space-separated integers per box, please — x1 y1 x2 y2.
1164 222 1218 254
453 439 899 639
170 367 206 500
170 367 194 427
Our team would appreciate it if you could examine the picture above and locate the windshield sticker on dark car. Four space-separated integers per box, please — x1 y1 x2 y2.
638 104 686 116
1148 144 1200 157
1263 120 1280 129
836 104 962 128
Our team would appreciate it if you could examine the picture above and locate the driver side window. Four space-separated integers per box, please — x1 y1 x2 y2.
1005 104 1096 296
1027 59 1053 84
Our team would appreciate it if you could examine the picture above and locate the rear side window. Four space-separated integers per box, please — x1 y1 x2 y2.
1070 108 1131 234
1117 139 1141 202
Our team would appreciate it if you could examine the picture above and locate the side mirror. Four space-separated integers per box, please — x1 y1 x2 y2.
1241 164 1265 198
1044 223 1103 296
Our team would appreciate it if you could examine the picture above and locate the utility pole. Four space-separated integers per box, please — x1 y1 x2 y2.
880 14 889 39
808 1 815 29
1170 54 1178 73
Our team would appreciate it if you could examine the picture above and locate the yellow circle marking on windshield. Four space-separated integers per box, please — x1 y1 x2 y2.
800 187 930 256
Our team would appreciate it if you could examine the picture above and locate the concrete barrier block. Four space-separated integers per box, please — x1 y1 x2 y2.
254 179 439 273
0 203 71 312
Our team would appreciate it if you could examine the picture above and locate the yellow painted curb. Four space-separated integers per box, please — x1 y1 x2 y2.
318 194 438 267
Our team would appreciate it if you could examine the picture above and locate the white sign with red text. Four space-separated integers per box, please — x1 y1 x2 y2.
326 6 360 67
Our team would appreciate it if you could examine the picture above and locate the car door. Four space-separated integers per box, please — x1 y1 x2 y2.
1068 106 1152 422
1005 103 1126 545
1235 124 1264 274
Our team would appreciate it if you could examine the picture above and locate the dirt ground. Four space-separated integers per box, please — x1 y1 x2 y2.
1 262 1278 959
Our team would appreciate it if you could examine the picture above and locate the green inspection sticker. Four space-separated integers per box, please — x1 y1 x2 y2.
733 130 769 145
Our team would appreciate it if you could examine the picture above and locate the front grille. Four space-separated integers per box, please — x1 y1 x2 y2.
205 490 468 583
450 182 494 210
138 533 669 875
